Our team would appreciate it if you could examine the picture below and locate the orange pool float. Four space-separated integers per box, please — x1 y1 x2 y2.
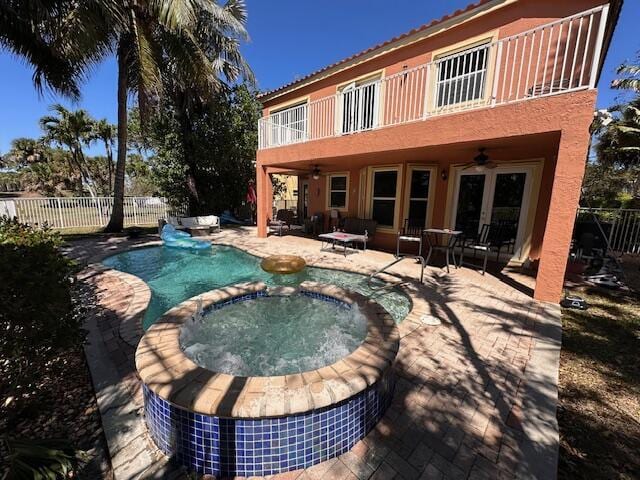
260 255 306 274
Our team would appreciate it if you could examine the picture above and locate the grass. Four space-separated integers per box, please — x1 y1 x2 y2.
558 273 640 479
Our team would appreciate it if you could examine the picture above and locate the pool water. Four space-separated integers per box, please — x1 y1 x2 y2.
180 294 368 376
102 245 411 329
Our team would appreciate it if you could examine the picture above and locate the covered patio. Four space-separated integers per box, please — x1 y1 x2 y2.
257 92 597 305
70 227 561 479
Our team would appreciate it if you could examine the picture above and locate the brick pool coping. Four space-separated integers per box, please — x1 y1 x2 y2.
135 281 400 418
81 264 150 347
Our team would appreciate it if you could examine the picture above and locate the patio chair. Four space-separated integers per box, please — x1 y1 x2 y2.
329 209 342 231
343 218 377 239
304 212 324 235
269 209 295 236
460 222 512 274
342 217 377 250
396 218 424 258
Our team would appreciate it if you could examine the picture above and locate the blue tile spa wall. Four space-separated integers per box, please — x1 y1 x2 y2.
143 373 395 477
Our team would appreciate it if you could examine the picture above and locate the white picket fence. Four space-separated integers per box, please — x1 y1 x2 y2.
577 208 640 255
0 196 182 230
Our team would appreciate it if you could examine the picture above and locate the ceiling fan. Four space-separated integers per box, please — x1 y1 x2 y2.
462 148 497 171
309 163 341 179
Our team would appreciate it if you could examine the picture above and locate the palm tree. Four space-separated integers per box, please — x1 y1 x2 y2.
3 138 79 195
40 104 98 197
92 119 116 193
2 0 252 231
102 0 253 232
595 55 640 166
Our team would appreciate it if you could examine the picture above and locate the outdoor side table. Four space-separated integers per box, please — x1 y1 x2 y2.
423 228 463 273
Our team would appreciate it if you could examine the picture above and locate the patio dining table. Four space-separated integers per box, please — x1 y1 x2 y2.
318 231 367 256
423 228 463 273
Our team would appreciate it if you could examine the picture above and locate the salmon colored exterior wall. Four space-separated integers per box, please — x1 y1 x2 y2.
261 0 605 115
256 0 610 304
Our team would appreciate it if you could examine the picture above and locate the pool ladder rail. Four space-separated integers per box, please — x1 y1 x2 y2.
368 254 425 291
368 233 427 292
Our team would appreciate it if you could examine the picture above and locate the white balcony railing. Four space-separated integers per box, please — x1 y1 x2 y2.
258 5 609 150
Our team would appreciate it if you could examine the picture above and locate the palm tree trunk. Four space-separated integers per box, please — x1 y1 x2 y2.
105 42 128 232
77 147 98 198
175 94 201 214
105 141 113 194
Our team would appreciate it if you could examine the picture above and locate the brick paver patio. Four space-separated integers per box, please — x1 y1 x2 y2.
66 227 561 480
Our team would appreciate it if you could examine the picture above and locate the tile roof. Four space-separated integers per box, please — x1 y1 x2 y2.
257 0 496 101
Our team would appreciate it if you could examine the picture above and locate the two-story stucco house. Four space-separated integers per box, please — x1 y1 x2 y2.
255 0 622 303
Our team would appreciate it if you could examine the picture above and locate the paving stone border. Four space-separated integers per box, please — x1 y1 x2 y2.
136 281 399 418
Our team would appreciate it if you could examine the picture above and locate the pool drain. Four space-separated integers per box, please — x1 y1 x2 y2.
420 314 442 326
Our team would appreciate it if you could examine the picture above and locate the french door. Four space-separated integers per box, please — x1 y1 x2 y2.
451 166 534 261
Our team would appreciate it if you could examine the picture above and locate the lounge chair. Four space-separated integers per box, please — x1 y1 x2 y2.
172 215 221 235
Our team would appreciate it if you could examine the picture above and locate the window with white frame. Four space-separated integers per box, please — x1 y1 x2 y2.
435 43 490 108
341 78 380 134
371 170 398 228
406 169 432 228
328 174 348 209
269 102 307 145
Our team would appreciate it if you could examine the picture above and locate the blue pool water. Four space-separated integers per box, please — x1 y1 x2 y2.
102 245 411 329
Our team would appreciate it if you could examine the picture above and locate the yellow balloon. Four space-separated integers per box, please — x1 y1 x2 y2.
260 255 306 274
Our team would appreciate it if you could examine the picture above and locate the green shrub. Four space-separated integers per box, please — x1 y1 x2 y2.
3 437 86 479
0 217 83 377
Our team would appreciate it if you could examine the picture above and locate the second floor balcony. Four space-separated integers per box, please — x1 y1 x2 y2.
258 5 609 150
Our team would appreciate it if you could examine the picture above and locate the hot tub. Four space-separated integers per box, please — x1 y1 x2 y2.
135 281 399 477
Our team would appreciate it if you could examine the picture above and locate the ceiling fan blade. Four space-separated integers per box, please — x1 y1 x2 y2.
461 162 476 170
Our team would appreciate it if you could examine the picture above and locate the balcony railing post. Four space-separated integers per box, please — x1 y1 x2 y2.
334 93 341 136
491 42 503 106
588 3 609 88
422 65 431 120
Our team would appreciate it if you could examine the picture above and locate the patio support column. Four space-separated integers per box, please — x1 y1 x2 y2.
256 164 272 238
534 130 590 303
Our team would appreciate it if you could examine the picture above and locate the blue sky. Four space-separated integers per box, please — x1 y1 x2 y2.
0 0 637 155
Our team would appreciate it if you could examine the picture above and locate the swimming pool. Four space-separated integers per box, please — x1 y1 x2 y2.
102 245 411 329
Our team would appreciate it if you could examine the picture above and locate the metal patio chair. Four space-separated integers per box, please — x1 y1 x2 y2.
460 222 513 274
396 218 424 258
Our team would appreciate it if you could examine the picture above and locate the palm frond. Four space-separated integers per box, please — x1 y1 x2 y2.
0 2 83 98
148 0 199 32
612 78 640 92
612 60 640 93
616 63 640 76
616 125 640 136
197 0 249 40
126 15 163 122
